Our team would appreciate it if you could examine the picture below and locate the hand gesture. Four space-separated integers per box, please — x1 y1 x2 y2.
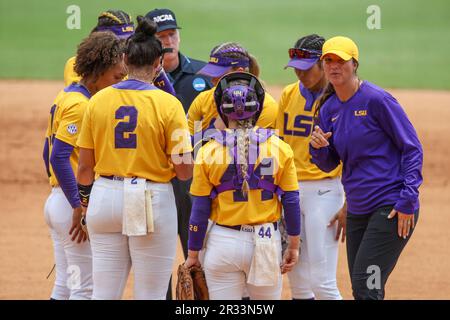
310 125 332 149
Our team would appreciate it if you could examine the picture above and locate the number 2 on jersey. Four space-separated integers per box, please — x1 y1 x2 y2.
115 106 138 149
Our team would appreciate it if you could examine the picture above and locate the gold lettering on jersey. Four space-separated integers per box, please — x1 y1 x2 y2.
122 26 134 32
354 110 367 117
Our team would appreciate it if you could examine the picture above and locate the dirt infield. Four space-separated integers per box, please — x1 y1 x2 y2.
1 80 449 300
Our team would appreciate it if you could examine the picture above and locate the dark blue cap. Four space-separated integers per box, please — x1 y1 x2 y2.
145 8 181 32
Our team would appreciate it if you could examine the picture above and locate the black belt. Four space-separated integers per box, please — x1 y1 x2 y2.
216 221 278 231
101 175 124 181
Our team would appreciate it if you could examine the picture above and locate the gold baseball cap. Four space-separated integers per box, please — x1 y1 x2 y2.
321 36 359 61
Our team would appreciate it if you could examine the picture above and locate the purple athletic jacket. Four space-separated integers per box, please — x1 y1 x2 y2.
310 81 423 215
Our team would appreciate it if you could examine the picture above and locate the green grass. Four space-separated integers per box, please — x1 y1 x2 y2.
1 0 449 89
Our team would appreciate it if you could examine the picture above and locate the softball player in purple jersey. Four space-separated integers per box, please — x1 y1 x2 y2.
310 36 423 300
277 34 345 300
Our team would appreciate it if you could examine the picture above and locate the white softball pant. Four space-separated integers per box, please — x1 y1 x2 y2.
44 187 93 300
86 177 177 300
203 224 282 300
287 177 345 300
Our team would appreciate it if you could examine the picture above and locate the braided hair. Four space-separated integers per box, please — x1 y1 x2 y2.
236 117 253 197
226 79 259 198
290 34 329 125
92 10 132 32
211 42 260 77
294 34 325 52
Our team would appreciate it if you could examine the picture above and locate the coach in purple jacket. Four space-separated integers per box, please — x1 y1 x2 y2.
309 36 423 300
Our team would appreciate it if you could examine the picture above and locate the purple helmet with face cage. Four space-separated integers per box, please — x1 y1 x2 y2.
214 71 265 126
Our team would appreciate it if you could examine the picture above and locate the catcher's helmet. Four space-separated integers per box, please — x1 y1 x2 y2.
214 72 265 126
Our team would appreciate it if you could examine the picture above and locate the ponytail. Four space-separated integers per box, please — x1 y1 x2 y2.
314 82 335 125
248 53 260 77
125 16 162 67
235 118 253 198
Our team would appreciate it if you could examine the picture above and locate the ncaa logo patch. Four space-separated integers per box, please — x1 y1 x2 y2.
192 77 206 92
153 14 175 23
67 124 77 135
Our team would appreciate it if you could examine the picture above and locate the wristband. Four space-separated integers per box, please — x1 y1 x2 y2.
78 183 93 207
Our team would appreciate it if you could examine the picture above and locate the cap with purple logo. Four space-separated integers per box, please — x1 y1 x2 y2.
96 24 134 39
198 46 250 78
145 8 181 33
285 34 325 71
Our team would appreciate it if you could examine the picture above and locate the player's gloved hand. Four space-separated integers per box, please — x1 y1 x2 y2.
328 201 347 242
177 250 209 300
281 235 300 274
69 206 88 243
310 125 332 149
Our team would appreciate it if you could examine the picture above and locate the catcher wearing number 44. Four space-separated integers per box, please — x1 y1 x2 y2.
183 72 301 300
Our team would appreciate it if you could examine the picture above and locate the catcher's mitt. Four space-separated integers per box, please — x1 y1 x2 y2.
176 264 209 300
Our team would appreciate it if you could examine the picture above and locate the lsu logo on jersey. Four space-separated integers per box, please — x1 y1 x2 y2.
67 124 77 135
122 26 134 33
283 113 314 137
354 110 367 117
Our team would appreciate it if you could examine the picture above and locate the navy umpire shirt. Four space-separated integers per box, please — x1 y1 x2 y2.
167 53 213 113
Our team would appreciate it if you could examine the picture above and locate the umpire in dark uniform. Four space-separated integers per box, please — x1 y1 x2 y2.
146 8 212 111
145 8 212 300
